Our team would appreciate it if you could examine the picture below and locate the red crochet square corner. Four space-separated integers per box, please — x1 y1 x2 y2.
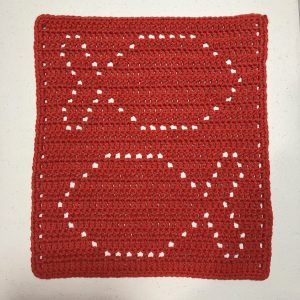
31 14 272 279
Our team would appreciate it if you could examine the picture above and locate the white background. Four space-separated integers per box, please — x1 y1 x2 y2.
0 0 299 299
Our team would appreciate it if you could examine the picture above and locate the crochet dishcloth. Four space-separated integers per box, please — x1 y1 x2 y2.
31 14 272 280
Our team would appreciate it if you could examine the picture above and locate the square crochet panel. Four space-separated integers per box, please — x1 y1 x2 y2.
32 14 272 279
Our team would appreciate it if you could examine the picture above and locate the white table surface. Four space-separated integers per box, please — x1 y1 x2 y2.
0 0 299 299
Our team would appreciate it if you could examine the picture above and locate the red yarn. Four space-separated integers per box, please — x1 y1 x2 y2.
31 14 272 279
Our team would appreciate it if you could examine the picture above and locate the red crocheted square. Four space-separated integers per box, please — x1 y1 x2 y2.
32 14 272 279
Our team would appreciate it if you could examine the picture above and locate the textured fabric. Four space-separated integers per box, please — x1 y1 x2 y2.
32 14 272 280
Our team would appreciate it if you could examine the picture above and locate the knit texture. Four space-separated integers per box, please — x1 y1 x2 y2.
31 14 272 279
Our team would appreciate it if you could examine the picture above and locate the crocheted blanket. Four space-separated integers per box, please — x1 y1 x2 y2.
31 14 272 279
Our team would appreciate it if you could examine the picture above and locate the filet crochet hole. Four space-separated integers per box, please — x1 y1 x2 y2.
31 14 272 280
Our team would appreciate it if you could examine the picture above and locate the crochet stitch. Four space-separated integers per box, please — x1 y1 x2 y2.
31 14 272 279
